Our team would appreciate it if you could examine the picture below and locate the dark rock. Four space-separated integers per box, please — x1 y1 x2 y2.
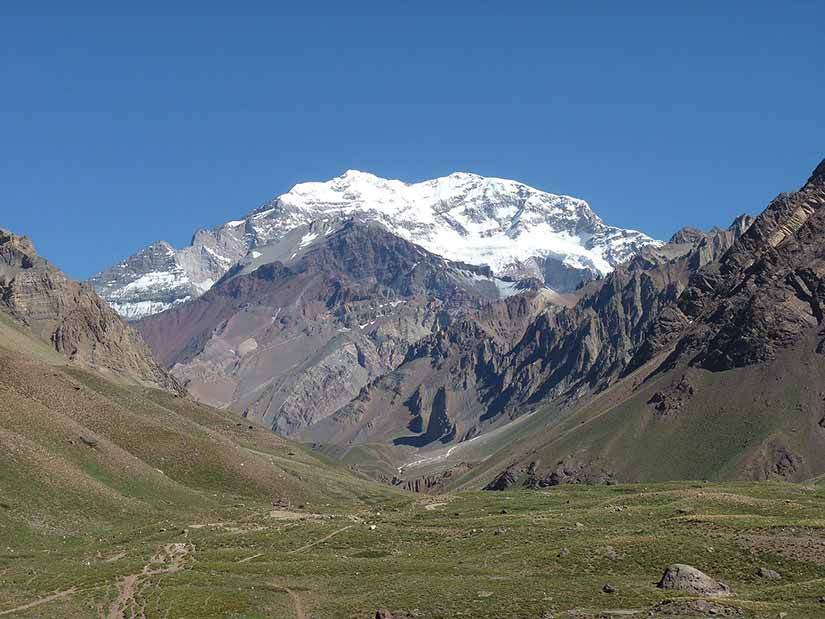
375 610 393 619
647 376 696 417
757 567 781 580
602 583 616 594
540 457 617 487
485 467 521 491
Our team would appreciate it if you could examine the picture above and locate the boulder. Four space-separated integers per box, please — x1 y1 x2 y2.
757 567 781 580
657 564 733 597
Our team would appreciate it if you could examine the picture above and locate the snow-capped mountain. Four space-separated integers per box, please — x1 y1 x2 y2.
90 170 661 319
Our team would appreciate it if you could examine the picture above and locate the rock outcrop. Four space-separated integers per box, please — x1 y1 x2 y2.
0 227 179 390
657 564 733 597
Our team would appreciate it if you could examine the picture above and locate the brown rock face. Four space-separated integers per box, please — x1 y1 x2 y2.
392 462 473 494
0 227 178 391
634 159 825 373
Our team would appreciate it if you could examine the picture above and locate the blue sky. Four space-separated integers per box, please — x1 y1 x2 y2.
2 2 823 279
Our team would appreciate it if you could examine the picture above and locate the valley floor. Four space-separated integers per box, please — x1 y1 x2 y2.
2 482 825 618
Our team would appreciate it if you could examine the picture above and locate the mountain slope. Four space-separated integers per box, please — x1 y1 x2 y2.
0 247 397 539
136 218 527 436
0 228 177 390
91 170 660 318
303 287 568 450
633 160 825 373
448 159 825 490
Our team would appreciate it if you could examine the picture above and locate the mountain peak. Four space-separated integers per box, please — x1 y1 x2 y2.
0 226 35 252
0 227 40 270
728 214 755 235
805 158 825 188
91 170 661 318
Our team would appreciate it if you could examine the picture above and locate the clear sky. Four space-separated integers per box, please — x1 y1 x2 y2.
2 2 823 279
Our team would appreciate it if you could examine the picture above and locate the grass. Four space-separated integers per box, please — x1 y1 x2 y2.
2 482 825 618
2 309 825 617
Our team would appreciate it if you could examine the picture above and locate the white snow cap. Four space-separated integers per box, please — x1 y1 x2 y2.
264 169 659 277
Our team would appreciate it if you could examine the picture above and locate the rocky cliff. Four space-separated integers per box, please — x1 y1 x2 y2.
0 227 179 390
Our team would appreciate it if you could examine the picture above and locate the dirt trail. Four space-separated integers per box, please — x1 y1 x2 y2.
272 585 307 619
286 525 352 555
0 544 191 619
0 587 77 616
106 543 192 619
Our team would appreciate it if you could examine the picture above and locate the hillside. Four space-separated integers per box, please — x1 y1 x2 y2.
0 295 397 530
0 227 398 536
0 228 177 391
441 160 825 490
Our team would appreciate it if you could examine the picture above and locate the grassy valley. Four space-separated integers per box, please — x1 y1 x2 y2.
2 480 825 617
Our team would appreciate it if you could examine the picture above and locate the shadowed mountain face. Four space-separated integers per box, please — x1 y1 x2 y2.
137 219 531 437
0 228 178 391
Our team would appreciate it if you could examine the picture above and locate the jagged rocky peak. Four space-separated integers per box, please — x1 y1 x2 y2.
0 227 37 263
91 170 661 318
728 213 755 236
0 227 179 390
